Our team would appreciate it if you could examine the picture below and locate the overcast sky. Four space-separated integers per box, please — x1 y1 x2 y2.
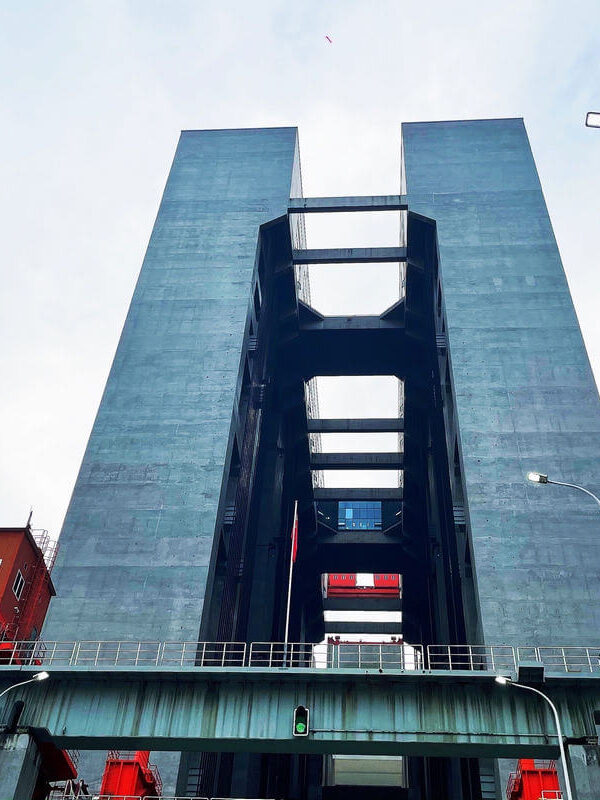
1 0 599 537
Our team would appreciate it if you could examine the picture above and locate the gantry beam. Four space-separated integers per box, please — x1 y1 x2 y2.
313 488 403 500
299 315 404 332
313 530 409 574
1 667 598 757
310 453 404 470
308 418 404 433
288 196 408 213
293 247 407 264
290 315 413 378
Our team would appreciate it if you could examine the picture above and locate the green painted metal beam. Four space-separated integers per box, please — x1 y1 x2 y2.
1 667 599 758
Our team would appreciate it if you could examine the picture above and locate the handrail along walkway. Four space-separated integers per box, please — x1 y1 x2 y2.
1 641 600 673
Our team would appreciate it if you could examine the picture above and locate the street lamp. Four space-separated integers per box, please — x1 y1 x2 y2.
586 112 600 128
495 675 573 800
0 671 49 701
527 472 600 508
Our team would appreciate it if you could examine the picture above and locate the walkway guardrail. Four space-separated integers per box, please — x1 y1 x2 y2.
1 641 600 673
48 795 276 800
49 795 210 800
428 644 518 672
248 642 422 669
0 641 247 668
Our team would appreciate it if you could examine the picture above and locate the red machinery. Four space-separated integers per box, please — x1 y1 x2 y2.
326 573 401 597
99 750 162 798
507 759 560 800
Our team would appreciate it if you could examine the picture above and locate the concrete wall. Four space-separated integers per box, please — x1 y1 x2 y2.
41 127 298 792
0 734 42 800
403 118 600 646
44 127 298 645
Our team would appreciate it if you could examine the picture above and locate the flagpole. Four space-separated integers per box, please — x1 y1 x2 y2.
283 500 298 653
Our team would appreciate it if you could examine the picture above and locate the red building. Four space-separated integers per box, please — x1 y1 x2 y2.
0 525 56 642
0 524 78 796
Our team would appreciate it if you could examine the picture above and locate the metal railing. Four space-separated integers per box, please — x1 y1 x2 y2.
427 645 600 674
428 644 518 672
0 640 247 668
541 793 562 799
2 640 600 673
48 795 276 800
48 795 209 800
248 641 422 670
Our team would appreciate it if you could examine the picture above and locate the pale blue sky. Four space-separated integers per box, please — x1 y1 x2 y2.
1 0 599 535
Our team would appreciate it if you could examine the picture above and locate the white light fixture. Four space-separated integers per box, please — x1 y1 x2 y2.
527 472 548 484
586 112 600 128
0 671 50 700
526 472 600 508
494 676 573 800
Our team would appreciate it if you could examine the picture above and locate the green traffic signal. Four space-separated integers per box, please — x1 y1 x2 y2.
293 705 309 737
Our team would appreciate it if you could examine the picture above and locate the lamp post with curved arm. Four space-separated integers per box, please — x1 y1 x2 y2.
0 671 49 702
495 675 573 800
527 472 600 509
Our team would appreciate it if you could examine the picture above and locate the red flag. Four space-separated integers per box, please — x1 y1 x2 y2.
291 501 299 563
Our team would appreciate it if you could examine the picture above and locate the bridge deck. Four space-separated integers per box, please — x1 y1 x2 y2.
1 665 599 758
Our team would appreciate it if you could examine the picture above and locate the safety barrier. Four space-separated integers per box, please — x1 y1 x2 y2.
0 640 247 668
427 645 600 674
428 644 517 672
1 641 600 673
48 795 209 800
48 795 276 800
248 641 422 669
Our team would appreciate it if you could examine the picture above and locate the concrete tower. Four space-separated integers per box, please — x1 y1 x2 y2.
2 120 600 800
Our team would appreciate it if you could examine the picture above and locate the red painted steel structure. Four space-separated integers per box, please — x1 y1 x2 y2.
0 525 56 642
0 526 77 794
326 573 401 597
506 759 560 800
100 750 162 798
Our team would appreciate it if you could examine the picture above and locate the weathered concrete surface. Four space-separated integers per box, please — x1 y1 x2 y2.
44 127 298 643
41 126 299 791
0 734 42 800
1 669 599 759
567 744 600 800
403 119 600 646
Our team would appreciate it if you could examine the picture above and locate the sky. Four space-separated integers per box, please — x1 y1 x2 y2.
1 0 599 537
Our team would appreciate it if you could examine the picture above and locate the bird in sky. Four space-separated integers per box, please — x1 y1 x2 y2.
325 34 333 43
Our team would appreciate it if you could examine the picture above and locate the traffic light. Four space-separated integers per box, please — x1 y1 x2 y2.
293 705 309 736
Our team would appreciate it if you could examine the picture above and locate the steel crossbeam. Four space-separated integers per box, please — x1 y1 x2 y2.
288 196 407 213
1 665 600 758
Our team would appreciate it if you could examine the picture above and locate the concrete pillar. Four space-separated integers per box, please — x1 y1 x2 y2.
566 744 600 800
0 733 42 800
